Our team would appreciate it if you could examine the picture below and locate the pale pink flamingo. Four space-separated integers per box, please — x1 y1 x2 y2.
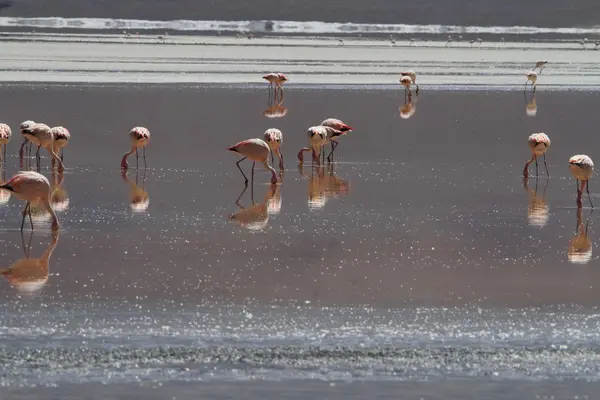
525 71 537 92
263 72 288 102
19 120 37 164
569 154 594 208
21 123 65 172
0 170 59 231
0 123 11 162
522 133 551 178
320 118 353 162
533 61 548 73
227 138 278 184
400 70 419 94
263 128 284 170
121 127 150 170
400 76 413 99
50 126 70 163
297 126 344 165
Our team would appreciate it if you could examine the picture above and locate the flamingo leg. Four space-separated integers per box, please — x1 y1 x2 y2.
235 156 248 184
416 84 420 96
19 139 27 163
143 146 147 169
28 204 33 231
577 179 583 208
586 180 593 208
535 157 538 176
61 148 64 162
327 141 338 162
271 151 274 166
543 153 549 177
235 183 248 208
251 161 255 185
136 149 139 169
21 202 30 231
523 155 535 178
278 150 284 170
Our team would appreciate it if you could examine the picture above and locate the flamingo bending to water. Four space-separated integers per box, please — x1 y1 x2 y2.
228 138 278 184
320 118 353 161
263 128 284 170
121 127 150 170
400 70 419 95
0 170 59 231
50 126 70 163
21 123 65 172
569 154 594 208
523 133 551 178
297 126 344 164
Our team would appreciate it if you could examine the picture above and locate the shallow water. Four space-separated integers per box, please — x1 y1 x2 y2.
1 85 600 396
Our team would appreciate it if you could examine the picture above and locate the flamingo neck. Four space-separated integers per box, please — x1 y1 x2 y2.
121 147 136 168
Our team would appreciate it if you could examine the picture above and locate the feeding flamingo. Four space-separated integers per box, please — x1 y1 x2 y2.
228 138 278 185
297 126 344 165
522 133 551 178
19 120 37 165
0 123 11 162
400 76 413 99
400 70 420 95
569 154 594 208
320 118 353 162
50 126 70 163
263 128 284 170
0 170 59 231
525 71 537 92
121 127 150 170
263 73 288 103
20 123 65 172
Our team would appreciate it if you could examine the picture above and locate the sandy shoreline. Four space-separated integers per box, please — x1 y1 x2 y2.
0 34 599 87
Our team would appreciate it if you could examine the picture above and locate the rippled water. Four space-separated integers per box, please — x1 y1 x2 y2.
1 85 600 397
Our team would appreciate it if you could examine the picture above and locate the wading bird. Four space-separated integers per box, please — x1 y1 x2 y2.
21 123 65 172
298 126 344 165
263 73 287 102
19 120 36 164
121 127 150 170
525 71 537 92
533 61 547 73
0 123 11 162
569 154 594 208
263 128 284 170
321 118 353 161
400 70 419 95
228 138 278 185
0 170 59 231
523 133 551 178
50 126 70 162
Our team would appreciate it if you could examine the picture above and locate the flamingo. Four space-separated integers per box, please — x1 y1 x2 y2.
400 70 419 95
50 126 70 162
21 123 65 172
227 138 278 185
400 75 413 99
533 61 547 73
569 154 594 208
525 71 537 92
297 126 343 165
263 73 288 102
263 128 284 170
0 170 59 231
523 133 551 178
0 123 11 162
121 127 150 170
321 118 353 162
0 230 59 294
19 120 36 164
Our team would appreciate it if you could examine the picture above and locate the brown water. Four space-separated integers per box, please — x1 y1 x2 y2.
1 85 600 397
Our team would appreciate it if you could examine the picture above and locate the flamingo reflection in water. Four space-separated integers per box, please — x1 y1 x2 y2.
229 182 281 231
522 177 549 227
568 206 593 265
50 170 69 212
399 92 417 120
0 230 59 295
524 89 537 117
298 163 349 210
263 93 288 118
121 169 150 213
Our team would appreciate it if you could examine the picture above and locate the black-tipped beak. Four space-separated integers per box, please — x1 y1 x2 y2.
0 184 14 192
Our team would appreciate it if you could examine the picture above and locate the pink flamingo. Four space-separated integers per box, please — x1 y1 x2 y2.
297 126 344 165
0 170 59 231
523 133 551 178
21 123 65 172
263 72 288 102
227 138 278 184
320 118 353 161
263 128 284 170
400 70 419 94
0 123 11 162
19 120 37 164
49 126 70 162
569 154 594 208
121 127 150 170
